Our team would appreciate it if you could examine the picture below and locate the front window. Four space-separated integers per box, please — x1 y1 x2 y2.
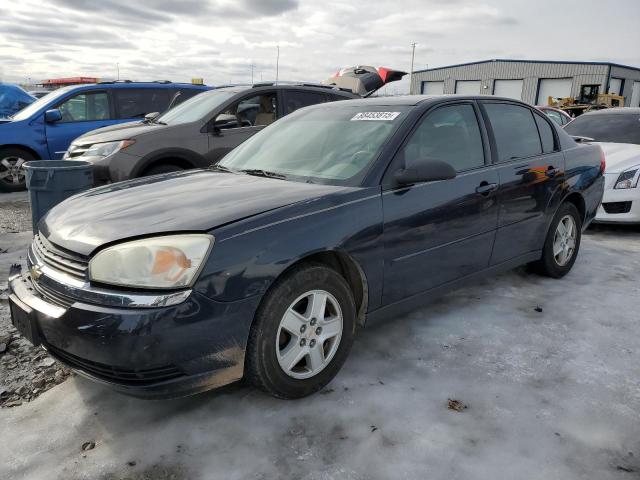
155 89 237 125
218 104 410 185
58 91 109 122
214 93 277 129
565 114 640 145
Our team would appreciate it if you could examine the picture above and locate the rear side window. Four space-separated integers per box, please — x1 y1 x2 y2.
534 114 556 153
544 109 563 125
284 91 328 115
58 91 110 122
402 103 485 172
114 89 170 119
484 103 542 161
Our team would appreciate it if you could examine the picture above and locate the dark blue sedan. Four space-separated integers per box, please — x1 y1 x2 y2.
8 95 605 399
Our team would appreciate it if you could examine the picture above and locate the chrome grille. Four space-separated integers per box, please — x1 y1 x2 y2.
30 277 75 309
31 234 89 280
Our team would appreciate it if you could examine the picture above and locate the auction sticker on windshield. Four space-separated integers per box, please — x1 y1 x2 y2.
351 112 401 121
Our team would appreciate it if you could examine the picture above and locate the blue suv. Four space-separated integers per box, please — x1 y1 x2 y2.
0 81 211 191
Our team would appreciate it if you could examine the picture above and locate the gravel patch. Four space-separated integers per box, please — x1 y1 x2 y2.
0 192 71 408
0 192 32 234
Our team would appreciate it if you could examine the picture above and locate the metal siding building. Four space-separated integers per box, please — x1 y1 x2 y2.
410 59 640 107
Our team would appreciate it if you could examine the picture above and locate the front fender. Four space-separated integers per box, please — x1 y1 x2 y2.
194 187 384 311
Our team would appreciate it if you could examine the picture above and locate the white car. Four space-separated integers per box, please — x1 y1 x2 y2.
565 108 640 223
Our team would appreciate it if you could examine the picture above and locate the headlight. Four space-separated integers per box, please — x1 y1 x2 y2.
89 234 214 289
67 139 135 159
614 168 639 189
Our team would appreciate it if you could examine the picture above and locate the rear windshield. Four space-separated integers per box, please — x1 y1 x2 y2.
565 113 640 145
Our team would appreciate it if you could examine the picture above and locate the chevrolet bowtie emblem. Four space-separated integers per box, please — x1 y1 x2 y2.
30 265 44 281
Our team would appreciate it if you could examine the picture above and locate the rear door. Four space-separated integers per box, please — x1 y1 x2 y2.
206 90 279 163
45 89 117 158
381 101 499 304
480 101 565 264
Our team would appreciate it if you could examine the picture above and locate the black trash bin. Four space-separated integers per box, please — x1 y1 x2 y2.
23 160 93 234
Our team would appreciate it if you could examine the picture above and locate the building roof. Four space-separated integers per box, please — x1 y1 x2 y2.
41 77 100 85
414 59 640 74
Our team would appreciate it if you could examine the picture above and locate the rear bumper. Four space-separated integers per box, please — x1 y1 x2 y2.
594 187 640 224
8 266 261 399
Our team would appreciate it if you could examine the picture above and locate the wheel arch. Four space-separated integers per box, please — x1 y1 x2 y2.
561 191 586 225
0 144 41 160
130 148 204 178
268 250 369 327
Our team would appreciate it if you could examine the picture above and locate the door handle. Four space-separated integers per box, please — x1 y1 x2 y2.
546 166 560 177
475 181 498 196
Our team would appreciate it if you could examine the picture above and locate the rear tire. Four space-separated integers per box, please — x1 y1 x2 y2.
0 147 35 192
530 202 582 278
246 264 356 399
142 163 184 176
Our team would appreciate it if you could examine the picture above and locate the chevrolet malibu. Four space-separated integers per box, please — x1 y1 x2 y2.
8 96 604 399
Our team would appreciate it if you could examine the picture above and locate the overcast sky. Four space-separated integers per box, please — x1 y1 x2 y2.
1 0 638 93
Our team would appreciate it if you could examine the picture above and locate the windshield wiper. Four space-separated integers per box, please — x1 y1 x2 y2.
209 164 235 173
239 169 287 180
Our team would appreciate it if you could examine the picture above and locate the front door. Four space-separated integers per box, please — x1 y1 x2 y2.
381 102 499 305
45 90 118 159
480 101 566 264
206 91 278 163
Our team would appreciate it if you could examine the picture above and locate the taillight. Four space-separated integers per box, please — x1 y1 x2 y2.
598 146 606 173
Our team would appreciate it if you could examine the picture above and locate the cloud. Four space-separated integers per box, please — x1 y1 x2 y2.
0 0 635 93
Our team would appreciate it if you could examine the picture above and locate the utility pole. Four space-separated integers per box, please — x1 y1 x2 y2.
409 42 416 94
275 45 280 84
250 62 255 84
116 62 120 81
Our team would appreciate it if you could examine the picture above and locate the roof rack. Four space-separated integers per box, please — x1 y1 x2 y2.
98 79 133 84
152 80 172 84
251 81 352 93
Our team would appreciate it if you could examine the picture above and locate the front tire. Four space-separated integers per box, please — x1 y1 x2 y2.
0 147 35 192
530 202 582 278
246 264 356 399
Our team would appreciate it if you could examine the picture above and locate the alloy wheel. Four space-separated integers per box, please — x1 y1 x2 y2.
276 289 343 379
0 156 27 186
553 214 577 266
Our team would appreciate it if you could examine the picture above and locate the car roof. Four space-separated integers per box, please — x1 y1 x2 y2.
310 94 532 108
581 107 640 116
68 82 210 91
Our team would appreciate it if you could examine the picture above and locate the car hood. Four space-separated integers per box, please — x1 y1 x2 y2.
40 170 350 256
74 121 166 144
597 142 640 174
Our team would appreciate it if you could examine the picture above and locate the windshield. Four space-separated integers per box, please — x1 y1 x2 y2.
155 89 236 125
218 104 410 186
10 86 75 121
565 113 640 145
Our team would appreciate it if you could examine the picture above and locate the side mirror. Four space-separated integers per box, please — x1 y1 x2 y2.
44 109 62 123
144 112 159 121
394 159 456 185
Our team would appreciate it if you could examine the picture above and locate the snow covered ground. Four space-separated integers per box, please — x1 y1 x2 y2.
1 192 639 479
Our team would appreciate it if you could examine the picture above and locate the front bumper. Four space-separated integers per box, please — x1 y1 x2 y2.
594 187 640 224
8 265 261 399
